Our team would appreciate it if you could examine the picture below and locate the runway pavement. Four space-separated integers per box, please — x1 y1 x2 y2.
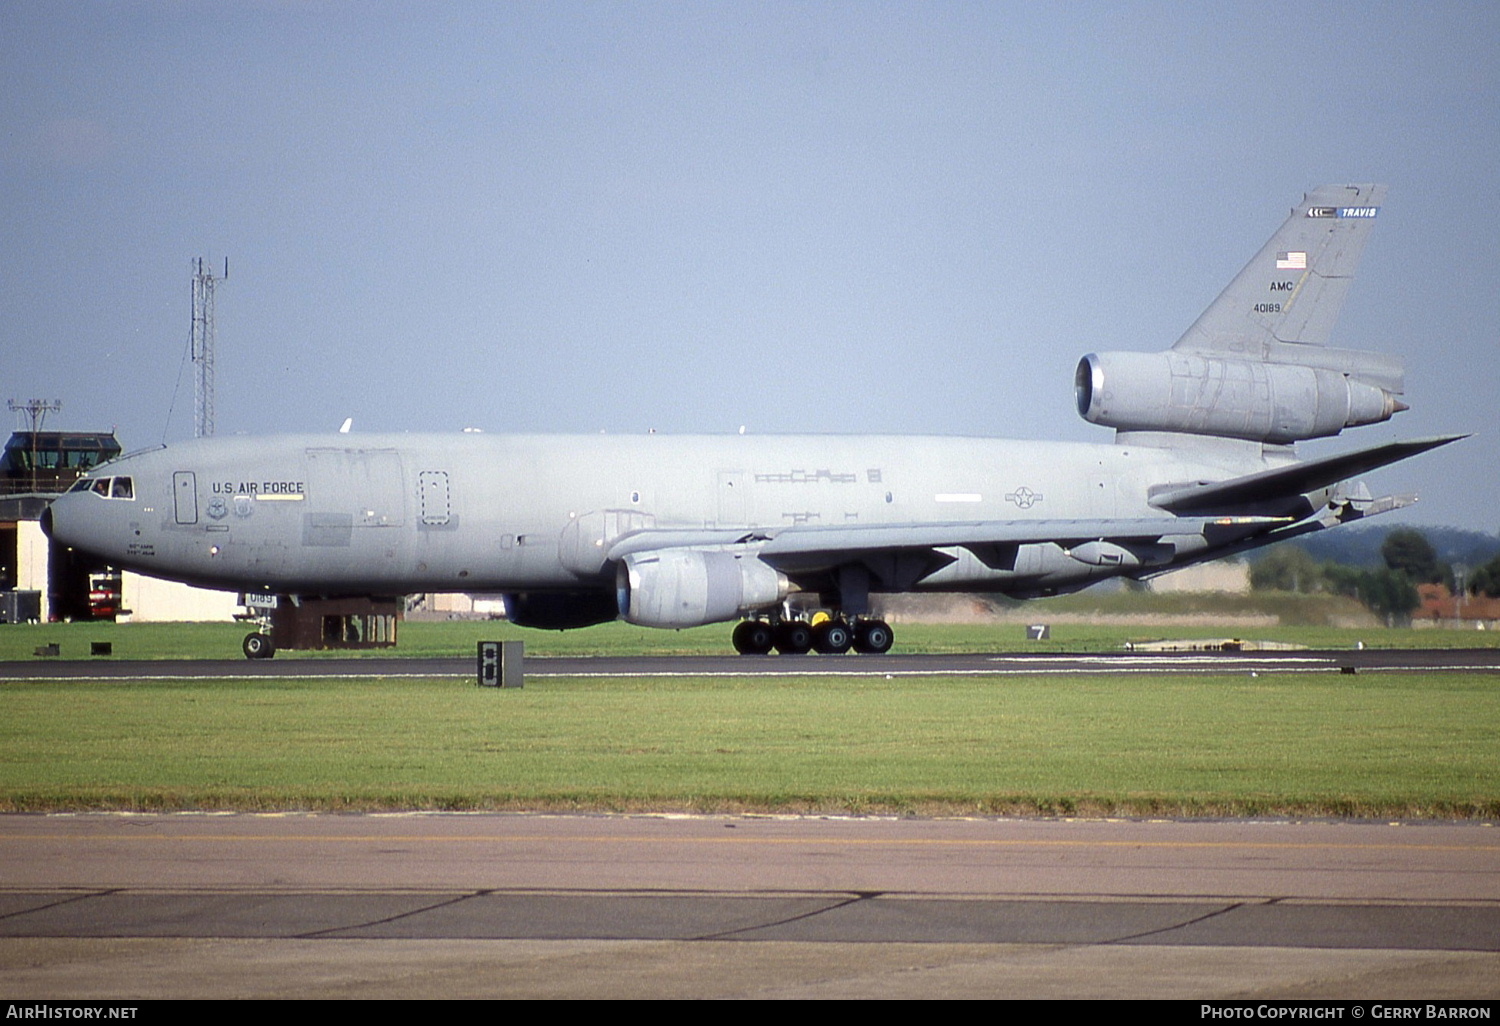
1 813 1496 999
5 646 1500 681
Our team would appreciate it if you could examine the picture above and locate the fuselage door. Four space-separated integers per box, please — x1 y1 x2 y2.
173 471 198 525
419 470 451 525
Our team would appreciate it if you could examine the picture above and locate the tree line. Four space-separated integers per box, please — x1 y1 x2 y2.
1250 529 1500 625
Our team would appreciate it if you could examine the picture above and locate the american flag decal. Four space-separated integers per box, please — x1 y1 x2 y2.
1276 251 1307 270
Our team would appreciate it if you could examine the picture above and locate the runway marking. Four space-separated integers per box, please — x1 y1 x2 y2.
2 673 467 682
5 649 1499 682
1054 656 1333 665
3 668 1462 683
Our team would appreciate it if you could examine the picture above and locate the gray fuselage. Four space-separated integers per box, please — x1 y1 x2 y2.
45 431 1281 600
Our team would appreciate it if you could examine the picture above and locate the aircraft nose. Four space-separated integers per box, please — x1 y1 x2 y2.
40 493 82 547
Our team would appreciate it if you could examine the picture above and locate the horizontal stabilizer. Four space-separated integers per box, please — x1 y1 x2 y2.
1149 435 1466 514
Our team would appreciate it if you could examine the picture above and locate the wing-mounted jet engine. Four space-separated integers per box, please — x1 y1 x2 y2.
617 549 789 630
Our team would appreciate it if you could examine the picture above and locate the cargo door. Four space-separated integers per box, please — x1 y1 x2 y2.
302 449 405 547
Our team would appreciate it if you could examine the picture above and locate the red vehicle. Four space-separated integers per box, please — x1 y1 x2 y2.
87 571 121 621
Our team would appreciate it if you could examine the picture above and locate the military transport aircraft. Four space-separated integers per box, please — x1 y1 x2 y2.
43 184 1461 657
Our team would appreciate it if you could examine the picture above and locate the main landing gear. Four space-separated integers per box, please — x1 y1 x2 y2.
731 616 894 656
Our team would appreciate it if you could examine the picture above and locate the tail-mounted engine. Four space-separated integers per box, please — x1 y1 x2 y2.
1075 347 1406 444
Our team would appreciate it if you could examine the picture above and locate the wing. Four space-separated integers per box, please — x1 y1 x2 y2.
607 514 1288 590
1148 435 1467 514
605 433 1464 594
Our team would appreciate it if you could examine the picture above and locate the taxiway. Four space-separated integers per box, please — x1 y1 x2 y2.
1 813 1496 999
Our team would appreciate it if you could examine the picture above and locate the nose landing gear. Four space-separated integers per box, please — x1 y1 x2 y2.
242 631 276 659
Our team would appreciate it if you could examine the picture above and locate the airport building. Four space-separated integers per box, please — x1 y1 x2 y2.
1146 560 1251 594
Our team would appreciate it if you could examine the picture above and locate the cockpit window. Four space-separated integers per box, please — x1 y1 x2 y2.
79 475 136 499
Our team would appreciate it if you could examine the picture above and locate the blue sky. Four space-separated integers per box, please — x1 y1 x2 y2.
3 1 1496 528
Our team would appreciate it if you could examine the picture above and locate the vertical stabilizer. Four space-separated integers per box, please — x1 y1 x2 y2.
1172 183 1386 356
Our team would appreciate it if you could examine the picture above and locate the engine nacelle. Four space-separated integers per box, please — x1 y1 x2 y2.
1075 351 1403 443
618 549 789 629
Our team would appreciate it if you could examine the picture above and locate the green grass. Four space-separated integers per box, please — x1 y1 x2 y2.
1 671 1495 817
2 612 1497 661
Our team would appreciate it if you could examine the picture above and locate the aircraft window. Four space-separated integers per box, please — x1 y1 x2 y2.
69 478 94 493
111 477 134 499
92 478 112 496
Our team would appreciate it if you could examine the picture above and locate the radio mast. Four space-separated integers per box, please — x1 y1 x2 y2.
6 398 62 493
191 257 227 438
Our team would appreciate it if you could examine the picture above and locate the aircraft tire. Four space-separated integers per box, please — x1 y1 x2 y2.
242 632 276 660
774 620 813 655
853 619 894 655
732 620 774 655
812 620 853 655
